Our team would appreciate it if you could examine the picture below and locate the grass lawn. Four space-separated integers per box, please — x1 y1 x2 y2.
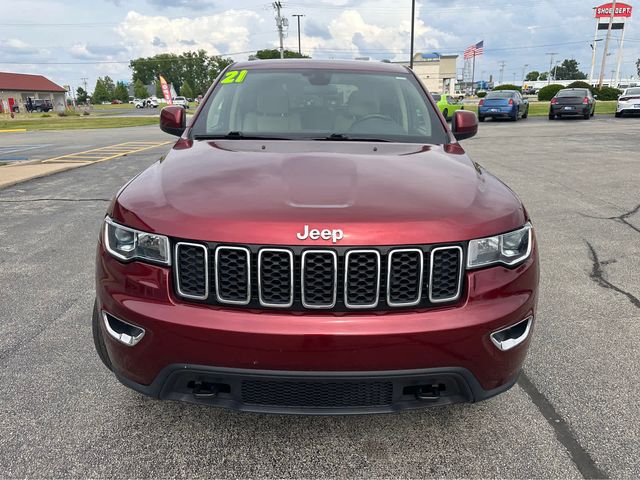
0 114 158 131
465 100 616 116
92 103 135 110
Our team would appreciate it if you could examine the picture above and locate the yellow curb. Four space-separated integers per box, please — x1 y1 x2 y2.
0 128 27 133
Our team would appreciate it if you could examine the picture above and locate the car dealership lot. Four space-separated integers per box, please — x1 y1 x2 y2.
0 118 638 477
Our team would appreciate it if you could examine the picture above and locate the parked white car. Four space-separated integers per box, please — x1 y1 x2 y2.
615 87 640 117
134 98 158 109
172 96 189 108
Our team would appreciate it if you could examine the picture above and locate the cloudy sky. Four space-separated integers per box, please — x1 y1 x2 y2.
1 0 638 92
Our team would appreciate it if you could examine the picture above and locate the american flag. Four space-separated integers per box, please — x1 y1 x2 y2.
464 41 484 60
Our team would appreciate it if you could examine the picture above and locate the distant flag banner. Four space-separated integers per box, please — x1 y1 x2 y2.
159 75 172 105
464 41 484 59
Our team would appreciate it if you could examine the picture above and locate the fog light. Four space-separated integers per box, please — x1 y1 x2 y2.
490 316 533 351
102 311 145 346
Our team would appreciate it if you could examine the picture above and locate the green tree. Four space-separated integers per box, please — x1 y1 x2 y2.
114 81 129 102
492 84 521 92
525 71 540 81
92 78 110 103
180 80 194 98
103 76 116 100
539 72 549 81
553 59 587 80
254 49 309 59
133 79 148 99
76 86 88 103
538 84 564 101
207 55 234 88
155 80 163 98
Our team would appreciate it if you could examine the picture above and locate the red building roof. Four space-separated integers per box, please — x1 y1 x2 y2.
0 72 66 93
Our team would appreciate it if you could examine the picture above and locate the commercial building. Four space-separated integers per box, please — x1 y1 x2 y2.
0 71 67 113
397 53 459 95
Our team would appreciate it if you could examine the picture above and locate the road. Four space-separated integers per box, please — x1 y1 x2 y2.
0 118 638 478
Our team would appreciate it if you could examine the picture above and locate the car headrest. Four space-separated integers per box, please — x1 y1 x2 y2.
257 91 289 115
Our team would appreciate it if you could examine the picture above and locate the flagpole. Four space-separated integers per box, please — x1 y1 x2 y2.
471 52 476 96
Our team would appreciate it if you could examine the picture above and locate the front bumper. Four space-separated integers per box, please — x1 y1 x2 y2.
96 239 539 413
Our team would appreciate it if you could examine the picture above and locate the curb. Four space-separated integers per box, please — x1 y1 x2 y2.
0 128 27 133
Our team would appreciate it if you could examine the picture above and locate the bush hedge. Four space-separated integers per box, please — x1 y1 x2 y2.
593 86 622 101
492 84 521 92
477 91 487 98
538 84 564 101
566 81 592 91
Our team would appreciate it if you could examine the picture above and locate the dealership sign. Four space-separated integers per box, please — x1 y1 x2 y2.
594 2 632 18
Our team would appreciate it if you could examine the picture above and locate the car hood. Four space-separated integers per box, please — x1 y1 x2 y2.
112 139 526 245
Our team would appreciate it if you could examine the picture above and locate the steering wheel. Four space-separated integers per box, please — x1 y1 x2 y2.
349 114 396 129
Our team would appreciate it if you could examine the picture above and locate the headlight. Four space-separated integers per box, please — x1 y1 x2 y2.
104 216 170 265
467 223 532 269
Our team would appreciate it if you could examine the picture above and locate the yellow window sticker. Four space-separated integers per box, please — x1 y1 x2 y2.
221 70 248 84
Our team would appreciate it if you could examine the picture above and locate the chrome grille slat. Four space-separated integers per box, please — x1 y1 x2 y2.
386 249 424 307
258 248 294 308
429 246 463 303
301 250 338 309
344 250 380 309
174 242 209 300
215 246 251 305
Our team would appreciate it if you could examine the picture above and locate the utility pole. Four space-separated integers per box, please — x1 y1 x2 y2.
498 61 506 84
522 63 529 84
598 0 616 88
273 2 285 59
292 14 304 55
409 0 416 69
81 77 88 92
545 52 558 85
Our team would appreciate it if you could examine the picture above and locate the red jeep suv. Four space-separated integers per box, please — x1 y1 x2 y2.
94 60 539 414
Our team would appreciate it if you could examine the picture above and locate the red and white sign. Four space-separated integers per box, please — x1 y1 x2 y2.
594 2 632 18
159 75 172 105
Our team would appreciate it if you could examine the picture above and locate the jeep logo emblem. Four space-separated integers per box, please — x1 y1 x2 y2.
296 225 344 243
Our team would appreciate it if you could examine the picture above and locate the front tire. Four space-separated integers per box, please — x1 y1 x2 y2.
442 108 449 121
548 113 555 120
92 300 113 371
478 115 485 122
615 111 622 118
523 107 529 119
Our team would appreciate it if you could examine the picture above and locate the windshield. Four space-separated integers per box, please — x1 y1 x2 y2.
190 68 449 144
624 88 640 95
486 91 515 99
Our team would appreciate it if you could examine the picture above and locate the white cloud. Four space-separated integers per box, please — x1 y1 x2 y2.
116 10 265 57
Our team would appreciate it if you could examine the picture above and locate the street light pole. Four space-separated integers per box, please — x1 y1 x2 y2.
409 0 416 69
292 14 304 55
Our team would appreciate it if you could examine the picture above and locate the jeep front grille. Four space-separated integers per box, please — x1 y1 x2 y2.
174 243 463 312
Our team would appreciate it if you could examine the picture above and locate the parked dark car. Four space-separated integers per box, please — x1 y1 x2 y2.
478 90 529 122
94 59 538 414
25 97 53 113
549 88 596 120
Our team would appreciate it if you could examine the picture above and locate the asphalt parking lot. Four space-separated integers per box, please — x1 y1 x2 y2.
0 117 638 478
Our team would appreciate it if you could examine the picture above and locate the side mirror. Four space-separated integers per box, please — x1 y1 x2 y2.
160 105 186 137
594 94 598 99
451 110 478 141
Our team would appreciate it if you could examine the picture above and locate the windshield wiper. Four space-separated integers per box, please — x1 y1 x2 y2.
193 131 292 140
314 133 390 142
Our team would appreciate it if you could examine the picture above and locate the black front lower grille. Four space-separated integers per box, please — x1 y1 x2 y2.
241 380 394 408
174 243 463 312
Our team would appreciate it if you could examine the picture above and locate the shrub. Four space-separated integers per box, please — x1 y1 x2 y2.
40 113 51 118
492 84 521 92
538 84 564 101
57 110 67 117
567 81 593 91
593 86 621 101
477 91 487 98
83 110 90 116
